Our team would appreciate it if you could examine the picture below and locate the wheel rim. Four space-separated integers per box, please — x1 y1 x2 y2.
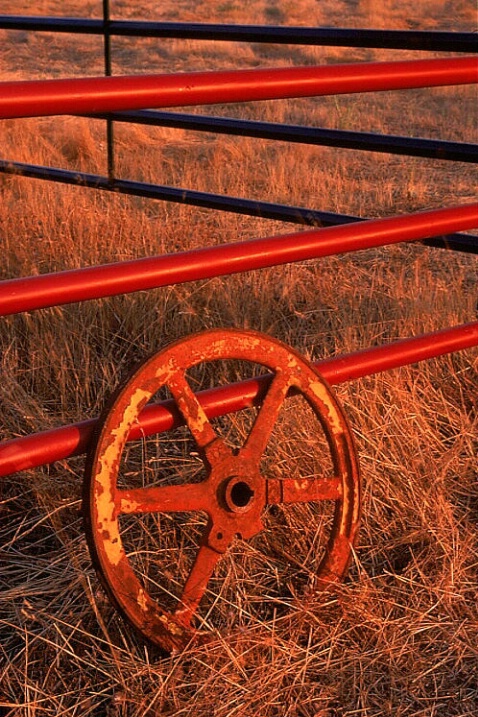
83 329 360 652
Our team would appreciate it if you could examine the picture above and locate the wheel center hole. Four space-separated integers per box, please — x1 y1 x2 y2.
230 481 254 508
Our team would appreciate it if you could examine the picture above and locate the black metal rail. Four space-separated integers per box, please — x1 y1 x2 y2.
1 159 476 254
91 110 478 164
0 17 476 52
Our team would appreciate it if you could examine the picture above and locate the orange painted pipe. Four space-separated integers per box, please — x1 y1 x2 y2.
0 320 477 477
0 56 476 119
1 203 477 317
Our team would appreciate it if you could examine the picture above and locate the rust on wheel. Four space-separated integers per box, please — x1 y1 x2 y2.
83 329 360 652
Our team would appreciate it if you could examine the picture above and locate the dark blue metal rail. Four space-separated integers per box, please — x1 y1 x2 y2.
0 17 476 52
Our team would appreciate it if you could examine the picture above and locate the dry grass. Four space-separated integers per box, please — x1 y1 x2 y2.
1 0 478 715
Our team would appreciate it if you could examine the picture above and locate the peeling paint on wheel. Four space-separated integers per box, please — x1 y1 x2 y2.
83 329 360 652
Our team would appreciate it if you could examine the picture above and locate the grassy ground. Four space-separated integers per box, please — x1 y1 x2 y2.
0 0 477 715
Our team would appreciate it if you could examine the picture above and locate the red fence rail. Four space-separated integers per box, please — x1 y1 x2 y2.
2 203 477 317
1 321 477 478
1 56 477 119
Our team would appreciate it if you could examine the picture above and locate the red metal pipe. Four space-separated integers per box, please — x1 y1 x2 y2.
1 203 477 317
1 320 477 477
0 56 476 120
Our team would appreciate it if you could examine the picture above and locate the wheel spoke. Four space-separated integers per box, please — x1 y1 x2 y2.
166 370 219 449
266 475 342 505
118 482 209 515
173 542 223 626
242 368 292 458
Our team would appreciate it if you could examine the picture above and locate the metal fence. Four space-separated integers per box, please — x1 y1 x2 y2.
1 9 477 477
0 7 477 649
0 5 478 650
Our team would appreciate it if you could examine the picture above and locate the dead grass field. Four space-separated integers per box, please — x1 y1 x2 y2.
0 0 477 715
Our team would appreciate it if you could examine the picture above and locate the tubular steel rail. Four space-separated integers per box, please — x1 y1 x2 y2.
1 10 477 651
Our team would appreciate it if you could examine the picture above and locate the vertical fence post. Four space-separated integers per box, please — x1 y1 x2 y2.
103 0 115 181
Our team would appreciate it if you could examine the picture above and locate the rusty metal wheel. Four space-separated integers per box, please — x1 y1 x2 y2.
83 329 360 652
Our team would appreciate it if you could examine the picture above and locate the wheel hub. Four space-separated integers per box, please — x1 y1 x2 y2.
223 477 255 513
